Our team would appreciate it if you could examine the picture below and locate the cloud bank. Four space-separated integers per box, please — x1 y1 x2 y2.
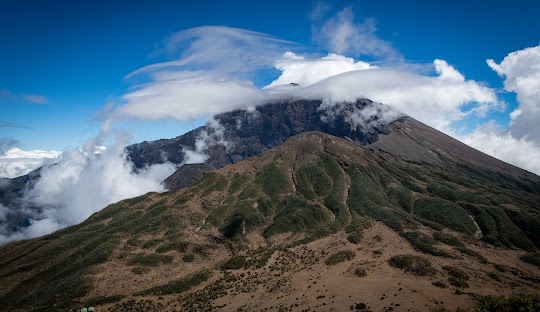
459 45 540 174
0 130 175 245
0 145 61 178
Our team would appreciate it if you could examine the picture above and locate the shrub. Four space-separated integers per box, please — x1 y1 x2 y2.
221 255 246 270
414 197 477 234
400 231 452 257
455 247 488 263
475 293 540 312
442 265 469 280
325 250 355 265
135 270 211 296
433 232 464 247
182 253 195 262
127 254 173 267
520 252 540 269
448 277 469 288
432 281 448 288
354 268 367 277
388 254 437 276
487 272 502 282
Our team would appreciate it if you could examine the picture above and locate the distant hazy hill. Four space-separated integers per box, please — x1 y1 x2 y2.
1 131 539 311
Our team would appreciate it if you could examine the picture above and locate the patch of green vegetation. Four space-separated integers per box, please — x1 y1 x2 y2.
131 267 149 274
296 161 332 200
346 230 363 244
475 293 540 312
182 253 195 262
0 234 120 310
220 200 263 239
387 187 413 212
201 174 228 197
455 247 488 263
346 165 415 232
86 295 125 306
433 232 464 247
312 154 350 230
400 231 452 258
388 254 437 276
520 252 540 269
432 281 448 288
263 195 331 238
127 254 173 266
228 173 250 194
141 239 161 249
354 268 367 277
414 197 477 234
155 241 189 253
324 250 355 265
257 162 292 197
221 255 246 270
487 272 502 282
442 265 469 280
448 277 469 288
135 270 211 296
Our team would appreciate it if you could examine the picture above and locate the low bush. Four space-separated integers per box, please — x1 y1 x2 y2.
442 265 469 280
127 254 173 267
448 277 469 288
520 252 540 269
221 255 246 270
388 254 437 276
354 268 367 277
135 270 211 296
325 250 355 265
182 253 195 262
433 232 464 247
455 247 488 263
475 293 540 311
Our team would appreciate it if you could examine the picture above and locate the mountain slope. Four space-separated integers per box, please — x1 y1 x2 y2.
0 132 539 311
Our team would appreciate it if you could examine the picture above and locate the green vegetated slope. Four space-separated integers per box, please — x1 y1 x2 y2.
0 131 539 311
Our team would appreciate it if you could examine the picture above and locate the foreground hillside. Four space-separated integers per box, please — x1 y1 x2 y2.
0 132 539 311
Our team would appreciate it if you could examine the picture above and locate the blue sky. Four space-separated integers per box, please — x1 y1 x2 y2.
1 0 539 151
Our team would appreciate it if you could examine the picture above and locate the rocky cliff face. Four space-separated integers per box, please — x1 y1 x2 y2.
126 98 390 171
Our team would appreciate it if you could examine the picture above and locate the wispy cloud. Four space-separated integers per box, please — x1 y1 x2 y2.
0 89 49 104
310 3 401 60
22 94 48 104
0 121 30 129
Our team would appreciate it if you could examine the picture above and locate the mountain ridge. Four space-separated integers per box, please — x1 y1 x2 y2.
0 131 539 311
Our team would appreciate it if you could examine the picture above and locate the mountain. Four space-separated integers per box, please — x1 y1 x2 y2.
127 98 539 190
0 130 539 311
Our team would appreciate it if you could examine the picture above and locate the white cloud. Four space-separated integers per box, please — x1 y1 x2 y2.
459 122 540 175
267 56 499 133
0 130 176 245
265 52 373 88
0 147 61 178
311 5 400 59
487 45 540 144
117 74 267 121
454 44 540 175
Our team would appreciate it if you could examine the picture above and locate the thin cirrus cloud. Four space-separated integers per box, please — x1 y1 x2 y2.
310 4 401 60
0 89 48 104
